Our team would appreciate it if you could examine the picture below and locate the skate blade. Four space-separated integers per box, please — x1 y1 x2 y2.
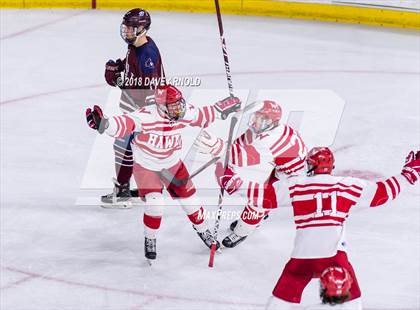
100 201 133 209
146 258 154 266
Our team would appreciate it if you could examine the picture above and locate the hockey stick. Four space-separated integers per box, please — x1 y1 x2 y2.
214 0 234 98
208 0 237 268
160 156 220 187
208 116 237 267
161 99 261 187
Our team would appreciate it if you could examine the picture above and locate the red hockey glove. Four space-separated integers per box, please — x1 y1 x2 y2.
214 96 241 120
194 130 225 157
105 59 125 87
86 105 108 134
401 150 420 185
215 162 243 195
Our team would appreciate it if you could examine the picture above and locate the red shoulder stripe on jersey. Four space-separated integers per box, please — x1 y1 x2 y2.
289 182 363 192
285 159 305 173
113 116 122 137
392 176 400 194
290 187 361 198
114 115 130 138
269 126 288 151
203 106 210 126
274 142 302 167
190 109 204 127
271 131 296 157
385 178 396 199
210 105 215 122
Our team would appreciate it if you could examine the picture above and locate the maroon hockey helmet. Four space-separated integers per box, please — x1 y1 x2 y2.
155 85 186 121
307 147 335 175
248 100 282 133
120 8 151 44
320 267 353 305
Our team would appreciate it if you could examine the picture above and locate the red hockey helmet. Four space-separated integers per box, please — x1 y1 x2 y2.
320 267 353 305
155 85 186 121
306 147 335 175
120 8 151 44
248 100 282 134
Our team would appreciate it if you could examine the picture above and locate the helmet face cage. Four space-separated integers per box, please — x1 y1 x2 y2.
120 23 146 45
120 9 150 45
158 98 186 121
248 112 275 134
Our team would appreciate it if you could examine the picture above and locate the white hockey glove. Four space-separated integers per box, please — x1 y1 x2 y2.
193 130 225 157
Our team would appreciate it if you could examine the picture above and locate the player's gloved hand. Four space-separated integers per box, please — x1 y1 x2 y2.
194 130 225 157
105 59 125 87
215 162 243 195
85 105 108 134
214 96 241 120
401 150 420 184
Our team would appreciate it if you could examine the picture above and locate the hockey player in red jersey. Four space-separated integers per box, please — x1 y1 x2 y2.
86 84 241 260
102 8 165 206
264 147 420 309
195 100 307 247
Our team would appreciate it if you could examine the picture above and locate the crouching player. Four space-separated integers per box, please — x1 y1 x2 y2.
86 84 241 261
260 147 420 309
195 100 307 248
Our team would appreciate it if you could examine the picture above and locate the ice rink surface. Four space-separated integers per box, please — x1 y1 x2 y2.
1 9 419 310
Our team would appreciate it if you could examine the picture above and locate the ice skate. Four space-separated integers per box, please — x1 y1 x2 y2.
193 226 220 250
222 232 247 248
144 237 157 262
101 179 132 208
230 213 269 231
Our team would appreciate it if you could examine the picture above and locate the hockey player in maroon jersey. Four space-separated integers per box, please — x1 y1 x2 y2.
194 100 307 248
262 147 420 309
102 8 165 206
86 84 241 260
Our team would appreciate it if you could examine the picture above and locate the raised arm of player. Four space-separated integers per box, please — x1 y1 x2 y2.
188 96 241 128
358 150 420 208
85 105 140 138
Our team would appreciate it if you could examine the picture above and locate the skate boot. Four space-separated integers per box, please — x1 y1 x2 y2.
101 179 132 208
144 237 157 260
222 232 247 248
193 226 220 250
230 213 270 231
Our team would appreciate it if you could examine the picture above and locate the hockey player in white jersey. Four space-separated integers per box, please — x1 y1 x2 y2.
194 100 307 247
264 147 420 309
86 84 241 260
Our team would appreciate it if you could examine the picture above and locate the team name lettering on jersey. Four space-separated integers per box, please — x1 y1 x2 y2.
146 133 182 150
